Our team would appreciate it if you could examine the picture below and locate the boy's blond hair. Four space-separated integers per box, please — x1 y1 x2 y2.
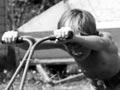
58 9 99 35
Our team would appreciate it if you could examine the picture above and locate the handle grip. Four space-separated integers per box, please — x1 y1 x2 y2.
49 31 73 41
1 37 23 44
66 31 74 39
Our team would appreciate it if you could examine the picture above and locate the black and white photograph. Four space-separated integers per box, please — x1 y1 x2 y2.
0 0 120 90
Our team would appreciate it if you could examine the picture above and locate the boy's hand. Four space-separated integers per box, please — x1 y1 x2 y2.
2 31 18 43
54 27 73 43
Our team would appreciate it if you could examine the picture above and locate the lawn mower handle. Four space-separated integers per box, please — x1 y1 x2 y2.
4 30 73 90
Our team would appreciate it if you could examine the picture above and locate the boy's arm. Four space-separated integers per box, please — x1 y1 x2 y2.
72 32 112 51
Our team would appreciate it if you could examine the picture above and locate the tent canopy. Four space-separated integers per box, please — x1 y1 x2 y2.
18 0 120 32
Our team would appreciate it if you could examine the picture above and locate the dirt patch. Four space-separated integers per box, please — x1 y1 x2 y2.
0 70 97 90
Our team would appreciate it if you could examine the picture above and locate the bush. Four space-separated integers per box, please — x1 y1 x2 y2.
7 0 61 29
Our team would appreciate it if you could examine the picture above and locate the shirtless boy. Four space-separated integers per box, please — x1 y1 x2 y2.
2 9 120 89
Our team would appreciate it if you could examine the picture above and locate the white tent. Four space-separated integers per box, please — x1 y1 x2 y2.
18 0 120 32
18 1 68 32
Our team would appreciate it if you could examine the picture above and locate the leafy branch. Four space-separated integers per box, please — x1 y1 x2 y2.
7 0 61 30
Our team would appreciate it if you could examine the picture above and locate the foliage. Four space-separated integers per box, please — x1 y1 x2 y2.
7 0 62 30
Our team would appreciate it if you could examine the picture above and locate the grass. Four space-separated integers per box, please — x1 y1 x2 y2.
0 71 96 90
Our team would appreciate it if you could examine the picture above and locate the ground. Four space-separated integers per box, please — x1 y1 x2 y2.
0 70 96 90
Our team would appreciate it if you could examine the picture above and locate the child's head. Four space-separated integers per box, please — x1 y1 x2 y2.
58 9 99 35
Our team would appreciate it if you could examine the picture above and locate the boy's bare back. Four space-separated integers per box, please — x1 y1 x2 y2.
74 32 120 80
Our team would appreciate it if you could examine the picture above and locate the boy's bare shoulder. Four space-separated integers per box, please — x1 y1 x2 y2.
99 31 112 39
99 31 113 44
100 31 119 52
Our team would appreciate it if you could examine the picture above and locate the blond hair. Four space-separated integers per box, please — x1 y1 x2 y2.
58 9 99 35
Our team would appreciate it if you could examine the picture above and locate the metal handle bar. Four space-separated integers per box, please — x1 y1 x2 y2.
19 36 56 90
5 36 34 90
4 35 57 90
5 31 73 90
